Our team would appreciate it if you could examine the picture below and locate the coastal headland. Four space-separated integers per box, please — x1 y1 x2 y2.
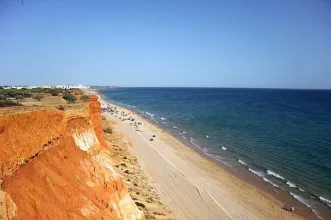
0 91 147 219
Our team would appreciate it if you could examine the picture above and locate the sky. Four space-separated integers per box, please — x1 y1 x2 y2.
0 0 330 89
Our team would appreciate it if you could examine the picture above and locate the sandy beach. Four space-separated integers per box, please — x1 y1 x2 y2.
94 92 311 220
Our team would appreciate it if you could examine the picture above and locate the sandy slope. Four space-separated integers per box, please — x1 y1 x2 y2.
102 101 303 220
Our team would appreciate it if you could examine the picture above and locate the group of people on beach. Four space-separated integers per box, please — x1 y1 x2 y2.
101 103 113 112
103 103 156 139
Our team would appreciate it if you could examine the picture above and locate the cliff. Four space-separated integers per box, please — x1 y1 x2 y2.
0 96 144 220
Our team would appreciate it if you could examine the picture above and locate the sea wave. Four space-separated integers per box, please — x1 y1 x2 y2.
202 147 208 153
319 196 331 208
290 192 311 207
151 117 159 124
206 153 233 167
289 193 322 219
189 137 200 148
238 159 247 165
146 112 154 117
182 131 186 134
248 168 265 177
266 170 285 180
206 135 209 138
262 177 279 188
221 146 227 151
173 126 178 129
161 117 166 120
286 181 297 188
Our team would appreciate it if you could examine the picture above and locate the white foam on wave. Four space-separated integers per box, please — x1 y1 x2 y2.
290 192 310 207
206 135 209 138
238 159 247 165
181 136 186 139
205 153 233 167
248 168 265 177
161 117 166 121
262 177 280 188
189 137 200 148
221 146 227 151
299 187 305 192
202 147 208 153
145 112 154 117
150 117 159 124
289 193 323 219
182 131 186 134
319 196 331 208
173 126 178 129
286 181 297 188
266 170 285 180
162 122 166 124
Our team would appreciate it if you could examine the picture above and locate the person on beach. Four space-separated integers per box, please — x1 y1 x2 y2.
101 103 107 112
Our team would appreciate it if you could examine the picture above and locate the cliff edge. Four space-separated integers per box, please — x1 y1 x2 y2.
0 96 144 220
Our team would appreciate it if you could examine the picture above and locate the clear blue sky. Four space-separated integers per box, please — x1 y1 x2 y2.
0 0 330 89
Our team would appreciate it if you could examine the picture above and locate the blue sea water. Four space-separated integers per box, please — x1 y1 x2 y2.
99 87 331 219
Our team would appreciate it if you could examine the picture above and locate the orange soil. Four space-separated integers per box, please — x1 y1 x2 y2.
0 97 144 220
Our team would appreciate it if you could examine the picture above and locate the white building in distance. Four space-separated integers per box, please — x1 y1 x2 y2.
55 84 90 89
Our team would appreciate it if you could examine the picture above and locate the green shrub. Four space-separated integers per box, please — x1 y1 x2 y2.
62 93 76 104
33 94 44 101
14 95 24 102
0 100 22 107
80 95 90 102
51 89 60 96
0 89 32 99
103 126 112 134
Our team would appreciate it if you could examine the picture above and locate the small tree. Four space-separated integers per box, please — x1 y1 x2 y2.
62 93 77 104
15 95 24 102
0 94 5 100
33 94 44 101
51 89 60 96
80 95 90 102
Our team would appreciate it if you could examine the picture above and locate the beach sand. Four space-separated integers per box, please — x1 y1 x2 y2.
101 117 175 219
97 94 306 220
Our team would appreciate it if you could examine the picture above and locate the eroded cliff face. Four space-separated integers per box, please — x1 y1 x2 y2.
0 97 144 220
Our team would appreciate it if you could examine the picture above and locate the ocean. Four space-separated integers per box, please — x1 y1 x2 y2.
99 87 331 219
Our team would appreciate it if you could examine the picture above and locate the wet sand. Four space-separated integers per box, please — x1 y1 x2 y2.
96 92 317 220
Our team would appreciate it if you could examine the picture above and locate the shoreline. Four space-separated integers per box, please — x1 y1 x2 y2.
95 90 319 220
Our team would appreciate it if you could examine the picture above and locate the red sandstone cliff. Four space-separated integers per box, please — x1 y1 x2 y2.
0 97 144 220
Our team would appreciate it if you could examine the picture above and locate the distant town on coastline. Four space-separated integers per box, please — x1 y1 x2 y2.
0 85 122 90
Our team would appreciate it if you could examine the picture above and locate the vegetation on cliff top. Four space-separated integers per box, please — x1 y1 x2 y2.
62 93 77 104
80 95 90 102
0 88 68 101
0 100 22 107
